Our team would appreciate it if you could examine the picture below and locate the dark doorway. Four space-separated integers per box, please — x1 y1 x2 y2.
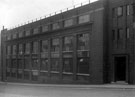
114 56 126 81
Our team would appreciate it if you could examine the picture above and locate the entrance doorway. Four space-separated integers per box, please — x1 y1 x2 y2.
114 56 126 81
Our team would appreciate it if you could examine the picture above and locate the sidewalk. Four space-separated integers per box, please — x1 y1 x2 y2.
1 81 135 90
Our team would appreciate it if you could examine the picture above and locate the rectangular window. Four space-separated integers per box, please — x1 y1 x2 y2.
7 46 11 55
79 14 90 24
112 30 115 40
64 19 73 27
41 40 48 52
25 30 31 36
77 33 89 74
25 43 30 54
12 59 17 68
32 41 38 54
63 58 73 73
112 8 116 18
51 38 60 72
24 57 30 69
40 59 48 71
12 45 17 55
117 29 123 39
32 59 39 70
6 59 11 68
126 5 130 15
31 71 38 81
33 28 39 34
18 31 23 38
19 44 23 55
77 33 89 50
17 70 23 79
63 36 73 51
117 6 123 16
42 25 49 32
52 23 60 30
24 71 30 80
18 59 23 69
126 28 130 39
7 33 11 40
12 32 17 39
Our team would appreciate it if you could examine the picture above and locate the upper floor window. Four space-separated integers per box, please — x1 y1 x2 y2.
7 33 11 40
33 28 39 34
77 33 89 50
19 44 23 55
51 38 60 52
117 28 123 40
52 23 60 30
63 36 73 51
12 45 17 55
18 31 23 38
7 46 11 55
42 25 49 32
41 40 48 52
126 27 130 39
25 43 30 54
32 41 38 54
12 32 17 39
25 30 31 36
112 8 116 18
64 19 73 27
117 6 123 17
126 5 130 15
78 14 90 24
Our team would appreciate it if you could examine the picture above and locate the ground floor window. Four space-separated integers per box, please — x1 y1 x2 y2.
12 59 17 69
6 68 10 77
32 59 39 70
24 57 30 69
24 71 30 80
17 70 23 79
51 58 59 72
32 71 38 81
11 69 16 78
40 58 48 71
63 58 73 73
77 58 89 74
18 59 23 69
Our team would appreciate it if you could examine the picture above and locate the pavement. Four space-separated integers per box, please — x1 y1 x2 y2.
1 81 135 90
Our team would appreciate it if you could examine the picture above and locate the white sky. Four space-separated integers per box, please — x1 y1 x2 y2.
0 0 98 30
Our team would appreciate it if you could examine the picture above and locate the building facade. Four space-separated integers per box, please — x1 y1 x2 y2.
1 0 135 84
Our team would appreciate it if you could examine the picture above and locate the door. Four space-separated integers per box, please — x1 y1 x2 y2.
114 56 126 81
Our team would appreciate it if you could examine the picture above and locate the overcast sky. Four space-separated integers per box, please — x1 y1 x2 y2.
0 0 98 30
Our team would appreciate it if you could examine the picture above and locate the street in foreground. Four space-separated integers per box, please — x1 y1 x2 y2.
0 83 135 97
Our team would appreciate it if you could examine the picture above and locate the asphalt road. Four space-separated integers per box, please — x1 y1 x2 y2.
0 83 135 97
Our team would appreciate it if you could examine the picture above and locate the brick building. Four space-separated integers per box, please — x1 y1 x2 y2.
1 0 135 84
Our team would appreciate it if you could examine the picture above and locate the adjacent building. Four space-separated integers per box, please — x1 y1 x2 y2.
1 0 135 84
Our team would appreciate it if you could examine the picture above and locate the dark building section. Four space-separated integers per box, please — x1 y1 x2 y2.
1 0 135 84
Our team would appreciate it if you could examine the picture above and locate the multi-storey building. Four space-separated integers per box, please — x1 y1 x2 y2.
1 0 135 84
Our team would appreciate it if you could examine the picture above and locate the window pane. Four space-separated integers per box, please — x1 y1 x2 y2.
17 70 23 79
25 43 30 54
127 5 130 15
64 19 73 27
19 31 23 38
25 30 31 36
12 32 17 39
117 7 123 16
12 59 17 68
32 71 38 81
41 40 48 52
77 58 89 74
7 33 11 40
126 28 130 39
33 28 39 34
24 57 30 69
19 44 23 55
52 23 60 30
32 41 38 54
51 38 60 52
40 59 48 71
7 46 11 55
24 71 30 80
63 36 73 51
51 58 59 71
32 59 39 70
63 58 73 73
12 45 17 55
77 33 89 50
117 29 123 39
79 14 90 24
42 25 49 32
18 59 23 69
